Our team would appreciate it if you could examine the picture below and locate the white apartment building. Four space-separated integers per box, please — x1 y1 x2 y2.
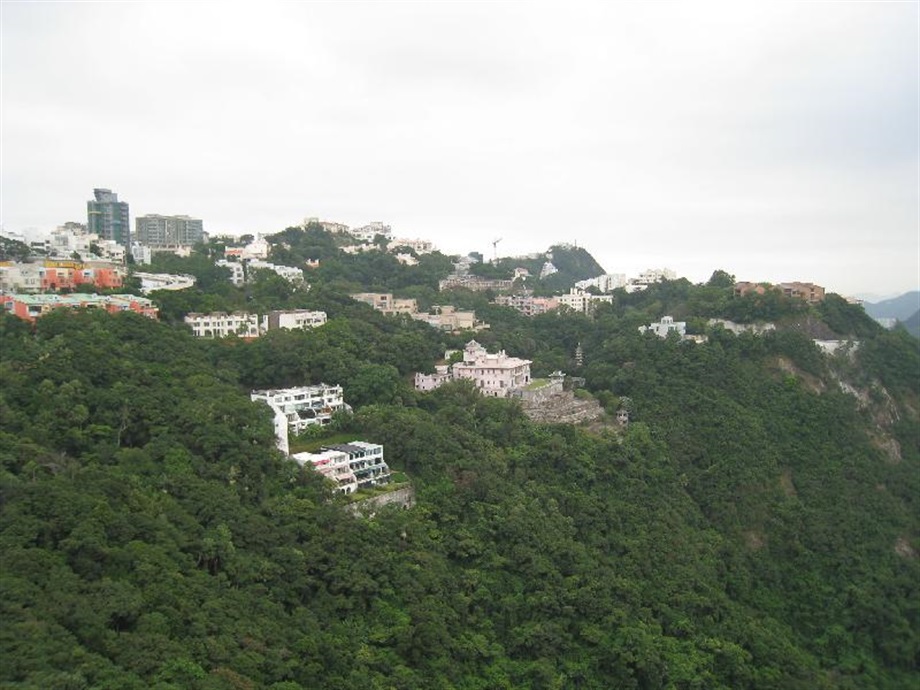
445 340 532 398
292 441 390 494
626 268 677 293
557 288 615 314
216 259 245 286
134 272 196 294
414 365 452 392
0 263 42 293
575 273 627 293
264 309 327 331
349 222 392 243
248 259 305 284
184 312 261 338
391 238 435 254
639 315 687 338
251 384 347 454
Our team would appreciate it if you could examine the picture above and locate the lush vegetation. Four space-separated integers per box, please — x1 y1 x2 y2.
1 239 918 689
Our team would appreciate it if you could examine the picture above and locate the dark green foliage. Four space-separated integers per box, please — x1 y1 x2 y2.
1 255 918 689
817 294 883 338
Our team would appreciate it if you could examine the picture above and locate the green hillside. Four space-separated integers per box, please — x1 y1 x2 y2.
0 254 917 689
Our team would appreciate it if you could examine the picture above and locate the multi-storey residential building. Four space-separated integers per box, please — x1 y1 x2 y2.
438 275 514 292
0 263 42 292
416 340 531 398
390 238 435 254
639 315 687 338
575 273 627 293
251 384 347 454
557 288 614 314
349 222 392 243
248 259 305 284
351 292 418 315
292 442 390 494
452 340 532 397
87 188 130 246
492 293 559 316
0 260 125 293
134 215 204 248
733 280 826 305
133 272 196 294
224 235 270 260
411 305 486 331
49 222 93 258
414 365 452 392
778 282 825 304
625 268 677 293
216 259 245 285
2 293 158 321
263 309 327 331
184 312 261 338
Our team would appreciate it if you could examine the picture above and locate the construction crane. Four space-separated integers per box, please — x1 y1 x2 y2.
492 237 502 262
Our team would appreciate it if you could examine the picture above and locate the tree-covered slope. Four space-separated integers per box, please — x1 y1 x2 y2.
1 267 918 689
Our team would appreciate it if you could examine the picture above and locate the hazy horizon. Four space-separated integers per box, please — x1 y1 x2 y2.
2 2 918 296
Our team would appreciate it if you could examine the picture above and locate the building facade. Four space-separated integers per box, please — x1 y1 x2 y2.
135 214 204 248
251 384 347 454
292 442 390 495
351 292 418 315
87 188 130 246
264 309 327 331
184 312 261 338
416 341 532 398
557 288 614 314
639 315 687 338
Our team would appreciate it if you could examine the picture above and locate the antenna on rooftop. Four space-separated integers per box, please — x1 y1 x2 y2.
492 237 502 262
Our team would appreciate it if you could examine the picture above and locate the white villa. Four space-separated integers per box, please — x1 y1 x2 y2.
415 340 532 398
639 316 687 338
251 384 348 454
263 309 327 331
292 442 390 494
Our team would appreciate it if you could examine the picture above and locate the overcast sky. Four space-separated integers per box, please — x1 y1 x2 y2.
2 1 918 296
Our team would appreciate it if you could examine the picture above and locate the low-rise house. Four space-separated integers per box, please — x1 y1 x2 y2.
415 365 452 392
292 441 390 494
639 316 687 338
625 267 677 293
2 293 158 321
251 384 348 454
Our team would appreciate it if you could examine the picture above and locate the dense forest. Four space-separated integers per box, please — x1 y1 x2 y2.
1 229 918 689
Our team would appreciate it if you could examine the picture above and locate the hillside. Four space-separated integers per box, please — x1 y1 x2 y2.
471 243 606 294
1 252 918 689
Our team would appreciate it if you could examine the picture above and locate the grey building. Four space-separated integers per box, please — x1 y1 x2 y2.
135 214 204 247
87 188 130 246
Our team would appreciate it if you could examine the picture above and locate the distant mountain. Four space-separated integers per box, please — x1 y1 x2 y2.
901 309 920 338
864 291 920 321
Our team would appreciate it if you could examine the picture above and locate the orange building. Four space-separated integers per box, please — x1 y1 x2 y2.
2 293 158 322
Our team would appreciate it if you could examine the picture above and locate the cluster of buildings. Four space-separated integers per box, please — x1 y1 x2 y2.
2 293 158 322
0 259 125 293
351 292 488 331
734 280 826 305
184 309 327 338
415 340 532 398
249 381 391 496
